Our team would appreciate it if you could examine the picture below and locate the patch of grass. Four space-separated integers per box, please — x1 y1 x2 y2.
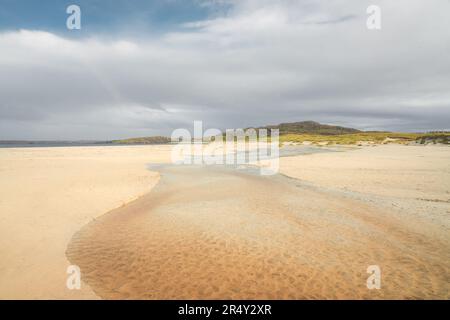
416 133 450 145
279 132 450 145
112 136 171 145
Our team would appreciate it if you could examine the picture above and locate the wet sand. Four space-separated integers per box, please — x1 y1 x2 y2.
1 144 448 299
67 162 450 299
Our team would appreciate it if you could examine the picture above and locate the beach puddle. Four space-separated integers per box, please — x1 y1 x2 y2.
66 150 450 299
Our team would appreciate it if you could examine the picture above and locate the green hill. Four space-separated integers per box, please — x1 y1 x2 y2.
257 121 361 135
110 122 449 146
112 136 171 145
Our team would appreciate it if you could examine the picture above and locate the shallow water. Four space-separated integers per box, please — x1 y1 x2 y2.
66 153 449 299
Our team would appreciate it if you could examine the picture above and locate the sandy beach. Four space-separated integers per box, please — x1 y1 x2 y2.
1 144 449 299
0 145 171 299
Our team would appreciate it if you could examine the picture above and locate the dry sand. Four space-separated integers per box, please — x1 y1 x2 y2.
280 145 450 245
0 145 171 299
280 144 450 201
1 144 449 299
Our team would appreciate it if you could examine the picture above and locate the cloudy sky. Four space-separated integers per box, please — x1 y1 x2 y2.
0 0 449 140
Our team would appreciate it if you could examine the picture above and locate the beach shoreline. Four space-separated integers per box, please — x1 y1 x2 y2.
1 144 449 299
68 145 449 299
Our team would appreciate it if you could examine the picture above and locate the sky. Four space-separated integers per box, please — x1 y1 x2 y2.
0 0 449 140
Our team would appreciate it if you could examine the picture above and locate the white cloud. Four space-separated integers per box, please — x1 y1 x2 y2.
0 0 449 139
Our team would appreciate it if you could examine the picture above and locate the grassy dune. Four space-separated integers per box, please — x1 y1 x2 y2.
112 136 171 145
109 121 449 146
280 132 450 145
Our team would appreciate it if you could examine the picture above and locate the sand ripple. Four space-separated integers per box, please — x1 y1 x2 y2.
66 165 450 299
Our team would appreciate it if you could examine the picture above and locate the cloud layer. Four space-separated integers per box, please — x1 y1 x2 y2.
0 0 449 139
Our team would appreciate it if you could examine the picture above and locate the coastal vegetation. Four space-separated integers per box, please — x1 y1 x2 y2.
95 123 450 146
3 122 447 147
279 132 450 145
254 121 450 145
111 136 171 145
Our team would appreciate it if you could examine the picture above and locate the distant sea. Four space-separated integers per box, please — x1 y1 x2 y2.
0 141 114 148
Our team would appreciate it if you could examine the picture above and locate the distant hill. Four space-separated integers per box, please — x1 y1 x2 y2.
4 122 445 148
0 140 109 148
111 121 361 145
112 136 171 145
256 121 361 135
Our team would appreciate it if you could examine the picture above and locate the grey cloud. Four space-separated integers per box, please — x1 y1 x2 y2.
303 14 357 25
0 0 449 140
